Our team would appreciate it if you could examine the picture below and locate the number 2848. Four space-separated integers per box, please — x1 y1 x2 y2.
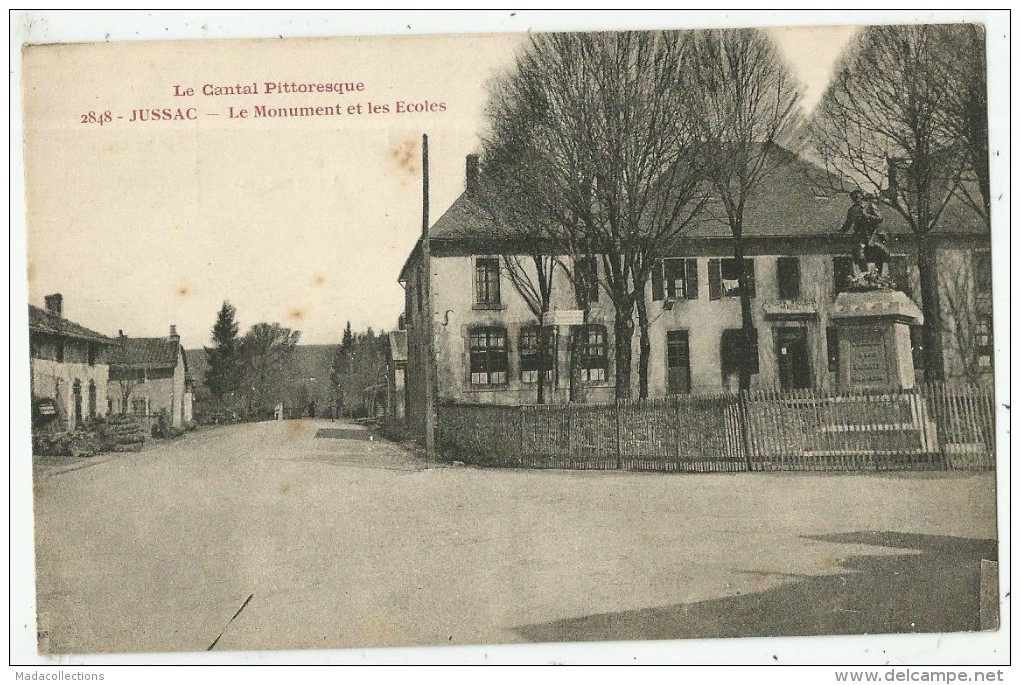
80 111 112 125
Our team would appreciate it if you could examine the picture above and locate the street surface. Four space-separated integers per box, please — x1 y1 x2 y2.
32 419 998 654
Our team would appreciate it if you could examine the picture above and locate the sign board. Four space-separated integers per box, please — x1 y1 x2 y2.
848 340 889 387
34 398 58 416
546 309 585 326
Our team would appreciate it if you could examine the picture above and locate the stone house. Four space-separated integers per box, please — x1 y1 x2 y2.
398 152 993 434
29 294 116 432
107 325 193 428
387 328 408 421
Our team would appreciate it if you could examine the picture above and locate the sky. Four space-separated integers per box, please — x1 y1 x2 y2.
19 17 859 349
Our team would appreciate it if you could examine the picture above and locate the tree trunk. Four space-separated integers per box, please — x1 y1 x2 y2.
568 326 581 404
613 303 635 400
635 293 651 399
916 233 946 381
733 233 755 392
536 319 547 405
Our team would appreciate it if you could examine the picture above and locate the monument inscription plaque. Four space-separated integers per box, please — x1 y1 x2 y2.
847 338 889 386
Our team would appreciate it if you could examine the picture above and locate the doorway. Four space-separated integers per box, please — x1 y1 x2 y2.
72 379 83 426
775 327 812 390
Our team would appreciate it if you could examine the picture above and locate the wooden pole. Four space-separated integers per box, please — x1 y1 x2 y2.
421 134 436 459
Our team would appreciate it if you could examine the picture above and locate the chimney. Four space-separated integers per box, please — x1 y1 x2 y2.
168 324 179 344
465 154 479 195
44 293 63 318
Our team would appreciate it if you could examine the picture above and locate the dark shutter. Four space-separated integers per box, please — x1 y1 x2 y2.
833 256 853 296
777 256 801 300
890 255 909 296
826 325 839 373
973 251 992 295
651 259 664 301
708 259 723 300
685 258 699 300
746 328 760 374
744 259 756 299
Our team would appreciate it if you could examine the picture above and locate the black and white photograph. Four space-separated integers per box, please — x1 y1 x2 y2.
10 10 1009 672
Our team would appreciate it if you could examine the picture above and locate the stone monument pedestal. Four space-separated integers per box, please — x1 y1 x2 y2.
830 290 924 390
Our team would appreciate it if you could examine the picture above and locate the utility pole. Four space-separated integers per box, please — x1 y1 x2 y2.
421 133 436 459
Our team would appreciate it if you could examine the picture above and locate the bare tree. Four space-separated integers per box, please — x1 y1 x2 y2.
115 373 143 415
482 31 709 400
939 25 990 228
938 252 993 384
810 25 972 381
688 28 804 392
475 135 561 403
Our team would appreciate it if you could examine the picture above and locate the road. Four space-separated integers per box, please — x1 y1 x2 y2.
32 419 998 655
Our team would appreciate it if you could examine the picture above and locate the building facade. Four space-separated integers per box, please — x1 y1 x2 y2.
398 153 993 434
387 329 408 421
108 325 192 428
29 294 115 432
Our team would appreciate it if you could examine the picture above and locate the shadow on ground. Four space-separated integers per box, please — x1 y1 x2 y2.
515 531 997 643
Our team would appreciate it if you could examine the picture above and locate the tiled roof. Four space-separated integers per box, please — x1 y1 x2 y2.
109 337 182 369
28 305 116 345
417 147 987 256
388 330 408 362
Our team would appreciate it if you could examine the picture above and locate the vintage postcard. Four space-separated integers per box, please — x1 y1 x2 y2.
12 10 1008 666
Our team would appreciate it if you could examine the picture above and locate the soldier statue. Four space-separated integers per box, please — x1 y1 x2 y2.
839 189 891 281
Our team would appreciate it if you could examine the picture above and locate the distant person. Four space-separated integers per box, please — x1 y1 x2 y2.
308 400 316 419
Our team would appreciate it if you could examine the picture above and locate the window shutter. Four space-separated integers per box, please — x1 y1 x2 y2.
777 256 801 300
746 328 760 374
708 259 723 300
833 256 853 296
685 259 699 300
744 258 756 299
826 325 839 373
890 255 909 296
651 259 664 301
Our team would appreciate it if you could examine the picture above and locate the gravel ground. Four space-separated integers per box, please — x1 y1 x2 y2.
32 419 998 655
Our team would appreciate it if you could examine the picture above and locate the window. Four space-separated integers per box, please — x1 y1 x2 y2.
87 343 98 366
575 255 600 304
973 251 992 298
720 328 759 382
709 258 755 300
415 269 423 315
975 315 993 369
666 330 691 395
469 327 508 385
56 340 65 363
88 380 97 420
776 257 801 300
520 326 556 384
973 251 992 313
131 397 147 415
653 258 699 301
574 325 608 382
833 256 854 296
474 257 501 308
